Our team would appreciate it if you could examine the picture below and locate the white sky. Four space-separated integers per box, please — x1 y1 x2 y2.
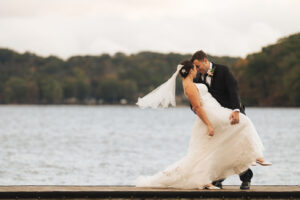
0 0 299 59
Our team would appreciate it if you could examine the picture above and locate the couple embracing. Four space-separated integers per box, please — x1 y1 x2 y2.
134 50 271 190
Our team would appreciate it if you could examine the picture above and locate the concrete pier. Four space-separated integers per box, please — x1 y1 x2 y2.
0 185 299 199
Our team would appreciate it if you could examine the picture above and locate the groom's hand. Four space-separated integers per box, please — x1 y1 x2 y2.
229 111 239 125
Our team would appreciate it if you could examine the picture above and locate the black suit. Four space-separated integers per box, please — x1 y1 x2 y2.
192 62 252 183
193 62 245 114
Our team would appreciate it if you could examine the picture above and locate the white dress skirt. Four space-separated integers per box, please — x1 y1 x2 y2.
134 83 264 189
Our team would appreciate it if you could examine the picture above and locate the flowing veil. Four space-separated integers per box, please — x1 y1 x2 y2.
136 65 183 109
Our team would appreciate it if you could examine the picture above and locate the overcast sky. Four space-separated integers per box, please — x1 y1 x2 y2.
0 0 299 59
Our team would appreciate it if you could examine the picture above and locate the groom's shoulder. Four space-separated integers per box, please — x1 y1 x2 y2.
213 63 230 72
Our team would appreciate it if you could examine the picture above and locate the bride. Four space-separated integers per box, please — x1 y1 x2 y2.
134 60 269 189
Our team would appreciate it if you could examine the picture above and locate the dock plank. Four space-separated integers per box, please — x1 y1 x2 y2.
0 185 298 199
0 185 299 192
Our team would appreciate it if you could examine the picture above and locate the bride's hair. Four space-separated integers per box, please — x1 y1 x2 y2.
179 60 194 78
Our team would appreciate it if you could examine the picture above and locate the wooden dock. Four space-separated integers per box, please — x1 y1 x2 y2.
0 185 299 199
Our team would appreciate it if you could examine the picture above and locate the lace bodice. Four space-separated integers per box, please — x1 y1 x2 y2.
183 83 219 108
194 83 221 108
194 83 209 97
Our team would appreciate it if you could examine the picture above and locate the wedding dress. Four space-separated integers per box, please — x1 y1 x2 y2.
134 83 264 189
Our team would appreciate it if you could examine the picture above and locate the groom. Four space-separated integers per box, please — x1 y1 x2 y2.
191 50 252 190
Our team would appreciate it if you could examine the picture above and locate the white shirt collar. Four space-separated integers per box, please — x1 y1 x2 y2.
202 62 213 77
209 62 213 71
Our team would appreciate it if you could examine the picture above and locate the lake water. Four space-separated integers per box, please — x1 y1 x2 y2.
0 105 299 186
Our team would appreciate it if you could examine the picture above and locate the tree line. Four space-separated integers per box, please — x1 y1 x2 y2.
0 32 299 106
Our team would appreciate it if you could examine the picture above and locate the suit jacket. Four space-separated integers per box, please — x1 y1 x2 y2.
193 62 245 113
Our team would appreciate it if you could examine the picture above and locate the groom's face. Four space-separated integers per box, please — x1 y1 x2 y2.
193 58 210 74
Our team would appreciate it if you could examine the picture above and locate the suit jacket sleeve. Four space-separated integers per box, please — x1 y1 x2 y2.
224 66 240 110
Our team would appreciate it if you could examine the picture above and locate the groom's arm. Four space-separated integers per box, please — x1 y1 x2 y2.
224 66 240 110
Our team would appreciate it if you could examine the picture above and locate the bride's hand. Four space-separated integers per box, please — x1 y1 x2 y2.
208 125 214 136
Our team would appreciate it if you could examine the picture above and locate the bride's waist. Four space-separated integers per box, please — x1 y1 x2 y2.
200 94 220 107
200 93 213 101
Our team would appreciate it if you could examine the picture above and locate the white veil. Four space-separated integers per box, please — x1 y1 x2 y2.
136 64 183 109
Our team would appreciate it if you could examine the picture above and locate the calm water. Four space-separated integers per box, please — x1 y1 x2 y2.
0 105 299 185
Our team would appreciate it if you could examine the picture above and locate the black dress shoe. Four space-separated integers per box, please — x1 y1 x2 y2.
212 181 223 189
240 181 250 190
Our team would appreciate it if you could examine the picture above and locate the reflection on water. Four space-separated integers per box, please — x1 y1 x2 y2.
0 105 299 185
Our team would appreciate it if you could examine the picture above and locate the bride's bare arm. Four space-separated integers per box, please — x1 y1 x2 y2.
185 85 214 136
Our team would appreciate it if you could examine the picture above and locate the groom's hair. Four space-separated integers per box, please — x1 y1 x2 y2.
191 50 208 62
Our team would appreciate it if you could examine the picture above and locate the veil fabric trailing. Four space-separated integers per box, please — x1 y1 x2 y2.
136 65 183 109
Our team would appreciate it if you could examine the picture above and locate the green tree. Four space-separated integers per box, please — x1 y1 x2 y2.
3 77 27 103
40 78 63 103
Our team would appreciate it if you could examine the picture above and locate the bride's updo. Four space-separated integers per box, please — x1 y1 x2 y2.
179 60 194 78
